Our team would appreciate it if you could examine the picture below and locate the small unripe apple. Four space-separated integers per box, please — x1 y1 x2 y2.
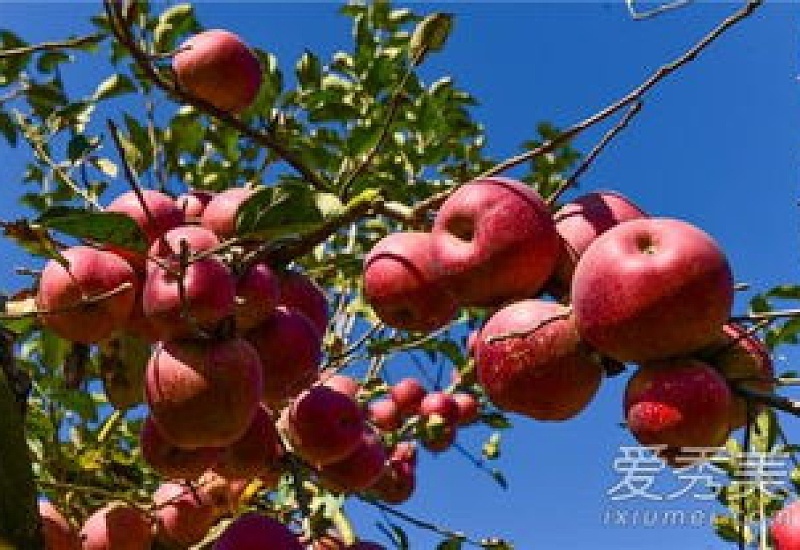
201 187 253 239
145 337 263 449
173 30 262 114
80 503 154 550
213 513 302 550
40 500 80 550
363 231 458 332
431 177 560 306
389 378 426 418
37 246 137 344
153 482 216 548
287 386 364 467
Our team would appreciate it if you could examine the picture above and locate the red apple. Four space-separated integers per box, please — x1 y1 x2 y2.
106 189 183 244
452 392 480 426
771 500 800 550
703 323 774 430
214 406 284 479
431 177 560 306
390 441 417 466
476 299 603 420
147 225 220 259
549 191 647 296
213 513 302 550
197 470 247 519
247 307 322 408
368 399 403 432
80 503 154 550
389 378 426 418
173 30 262 114
201 187 253 239
235 262 280 331
145 337 263 448
320 371 361 400
143 256 236 340
177 190 214 221
141 415 221 479
370 456 415 505
37 246 137 343
318 430 387 493
153 482 216 548
278 270 330 336
571 217 734 363
40 500 80 550
419 392 459 425
625 359 732 464
363 232 458 332
287 386 364 467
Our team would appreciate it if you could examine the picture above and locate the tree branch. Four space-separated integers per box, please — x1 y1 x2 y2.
103 0 330 192
735 386 800 418
0 32 106 59
410 0 763 219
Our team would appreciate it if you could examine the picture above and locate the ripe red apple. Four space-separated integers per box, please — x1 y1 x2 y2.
141 415 221 479
318 430 387 493
173 30 262 114
37 246 137 343
389 378 426 418
106 189 183 244
197 470 247 519
368 398 403 432
420 392 460 425
320 371 361 399
147 225 220 259
235 262 280 331
40 500 80 550
771 500 800 550
476 299 603 420
625 359 732 464
177 190 214 221
214 405 284 479
431 177 560 306
370 456 415 505
201 187 253 238
549 191 647 296
287 386 364 467
145 337 263 448
363 231 458 332
452 392 480 425
278 270 330 336
419 414 457 453
390 441 417 466
703 323 774 430
571 217 734 363
247 307 322 408
80 503 154 550
153 482 216 548
213 513 302 550
143 256 236 340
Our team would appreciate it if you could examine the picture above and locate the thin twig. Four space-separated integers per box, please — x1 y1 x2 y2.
103 0 329 192
0 282 134 320
106 120 159 229
731 309 800 323
734 386 800 418
409 0 763 220
548 101 643 205
0 33 106 59
30 142 102 210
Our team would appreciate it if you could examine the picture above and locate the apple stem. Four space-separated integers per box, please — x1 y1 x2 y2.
547 101 643 206
484 311 572 345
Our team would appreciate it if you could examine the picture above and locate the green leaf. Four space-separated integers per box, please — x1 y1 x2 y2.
490 469 508 490
481 412 511 430
37 207 147 252
37 51 72 73
409 13 454 65
437 538 464 550
296 50 322 89
0 111 17 146
93 74 136 101
236 184 343 240
153 3 197 51
712 515 752 544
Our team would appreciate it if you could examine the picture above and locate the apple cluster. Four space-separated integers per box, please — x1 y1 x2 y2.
364 177 774 466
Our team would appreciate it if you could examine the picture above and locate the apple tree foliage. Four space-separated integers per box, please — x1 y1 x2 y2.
0 0 793 548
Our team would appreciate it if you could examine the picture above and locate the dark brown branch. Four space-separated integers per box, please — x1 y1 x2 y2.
410 0 763 219
735 386 800 417
0 32 106 59
103 0 329 192
547 101 643 205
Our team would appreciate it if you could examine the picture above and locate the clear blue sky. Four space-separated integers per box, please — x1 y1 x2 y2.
2 2 799 549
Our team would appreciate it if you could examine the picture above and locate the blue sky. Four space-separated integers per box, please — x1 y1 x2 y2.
2 2 799 548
